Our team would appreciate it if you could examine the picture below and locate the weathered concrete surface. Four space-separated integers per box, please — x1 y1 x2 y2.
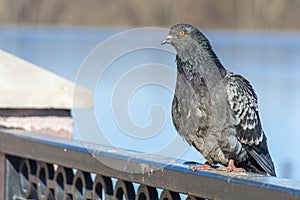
0 116 73 138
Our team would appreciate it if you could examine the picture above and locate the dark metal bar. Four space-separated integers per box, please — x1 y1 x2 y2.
0 153 5 200
0 108 71 117
1 128 300 200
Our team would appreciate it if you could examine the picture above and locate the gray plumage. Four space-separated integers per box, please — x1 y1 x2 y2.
162 23 276 176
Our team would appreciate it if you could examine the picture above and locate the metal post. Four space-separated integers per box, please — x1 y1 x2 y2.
0 153 5 200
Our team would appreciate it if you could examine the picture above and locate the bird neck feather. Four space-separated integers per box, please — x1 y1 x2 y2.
176 50 226 78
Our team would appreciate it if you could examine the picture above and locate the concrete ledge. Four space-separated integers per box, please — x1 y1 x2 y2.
0 49 92 109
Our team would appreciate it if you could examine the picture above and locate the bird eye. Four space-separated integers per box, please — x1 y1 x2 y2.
179 30 185 36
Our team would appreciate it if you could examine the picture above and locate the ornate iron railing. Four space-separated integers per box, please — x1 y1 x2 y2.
0 128 300 200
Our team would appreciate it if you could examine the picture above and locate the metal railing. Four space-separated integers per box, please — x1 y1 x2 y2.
0 128 300 200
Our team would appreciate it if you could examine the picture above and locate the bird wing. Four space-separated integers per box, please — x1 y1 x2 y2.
225 72 263 146
225 72 276 176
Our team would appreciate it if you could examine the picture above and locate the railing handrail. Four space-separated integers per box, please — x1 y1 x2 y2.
1 128 300 200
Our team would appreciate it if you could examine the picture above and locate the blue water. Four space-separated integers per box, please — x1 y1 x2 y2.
1 26 300 180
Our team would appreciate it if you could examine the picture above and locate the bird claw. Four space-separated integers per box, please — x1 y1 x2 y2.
217 159 245 173
189 163 213 171
217 166 245 173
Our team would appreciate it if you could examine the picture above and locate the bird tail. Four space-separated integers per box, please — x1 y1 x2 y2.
246 145 276 176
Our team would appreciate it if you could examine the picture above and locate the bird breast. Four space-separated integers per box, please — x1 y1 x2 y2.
172 71 211 142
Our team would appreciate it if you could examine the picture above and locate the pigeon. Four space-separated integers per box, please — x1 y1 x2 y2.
161 23 276 176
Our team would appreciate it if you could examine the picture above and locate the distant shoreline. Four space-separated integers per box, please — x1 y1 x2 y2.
1 0 300 30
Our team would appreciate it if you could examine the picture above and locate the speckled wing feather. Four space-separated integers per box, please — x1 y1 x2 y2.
225 72 276 176
226 73 263 145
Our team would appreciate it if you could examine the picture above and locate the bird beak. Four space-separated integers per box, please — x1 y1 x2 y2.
161 35 173 45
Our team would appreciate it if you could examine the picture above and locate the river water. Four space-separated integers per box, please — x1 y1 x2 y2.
1 26 300 180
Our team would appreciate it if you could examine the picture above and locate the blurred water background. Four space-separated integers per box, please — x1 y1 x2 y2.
1 26 299 180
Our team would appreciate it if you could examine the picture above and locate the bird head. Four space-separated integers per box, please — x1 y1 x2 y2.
161 24 199 45
161 24 213 59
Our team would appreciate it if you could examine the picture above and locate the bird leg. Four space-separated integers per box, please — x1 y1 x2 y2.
189 162 213 171
217 159 245 172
